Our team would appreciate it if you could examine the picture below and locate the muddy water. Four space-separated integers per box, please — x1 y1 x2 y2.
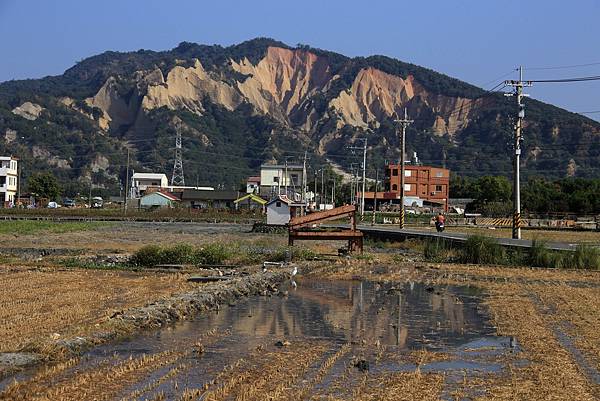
1 279 520 399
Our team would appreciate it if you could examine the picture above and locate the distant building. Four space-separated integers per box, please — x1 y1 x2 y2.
140 191 179 209
178 189 239 209
131 173 169 197
266 195 303 225
234 193 267 210
246 176 261 194
0 156 18 207
363 164 450 211
259 163 304 199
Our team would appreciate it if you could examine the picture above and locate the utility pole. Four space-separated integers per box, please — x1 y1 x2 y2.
321 168 324 208
361 139 367 219
123 148 130 213
171 130 185 186
350 165 355 205
284 159 288 198
505 66 532 240
355 167 359 208
16 158 21 208
88 181 92 209
395 108 413 230
314 169 318 210
372 168 378 226
302 151 307 215
349 139 368 218
332 175 336 206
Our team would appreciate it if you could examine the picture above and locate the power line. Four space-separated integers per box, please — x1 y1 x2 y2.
526 61 600 71
529 75 600 83
478 69 518 88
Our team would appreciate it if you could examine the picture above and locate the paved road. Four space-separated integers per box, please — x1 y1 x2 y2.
330 224 582 251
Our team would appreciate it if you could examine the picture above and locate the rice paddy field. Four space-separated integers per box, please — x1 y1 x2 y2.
0 221 599 400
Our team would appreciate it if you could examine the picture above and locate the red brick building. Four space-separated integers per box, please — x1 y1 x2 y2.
363 164 450 211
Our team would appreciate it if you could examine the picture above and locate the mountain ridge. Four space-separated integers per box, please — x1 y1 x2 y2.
0 38 598 195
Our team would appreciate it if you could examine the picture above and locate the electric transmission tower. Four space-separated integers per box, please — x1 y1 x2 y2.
171 131 185 186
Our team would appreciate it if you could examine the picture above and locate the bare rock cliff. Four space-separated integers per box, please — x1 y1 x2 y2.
85 46 479 146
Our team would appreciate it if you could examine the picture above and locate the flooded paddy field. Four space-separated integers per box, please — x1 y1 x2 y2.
1 221 600 399
0 279 520 400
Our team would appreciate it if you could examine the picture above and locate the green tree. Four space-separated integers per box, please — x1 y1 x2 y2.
475 176 511 203
27 172 62 200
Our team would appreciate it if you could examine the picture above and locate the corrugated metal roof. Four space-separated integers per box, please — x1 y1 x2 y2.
180 190 239 201
142 191 179 201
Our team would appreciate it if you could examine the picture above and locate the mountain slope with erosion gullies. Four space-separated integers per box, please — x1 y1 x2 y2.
0 38 598 195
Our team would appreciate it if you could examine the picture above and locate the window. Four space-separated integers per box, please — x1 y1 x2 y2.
273 177 280 183
392 184 398 191
290 174 298 184
435 172 444 178
404 184 411 191
435 185 443 192
405 170 412 177
392 169 398 176
276 201 281 207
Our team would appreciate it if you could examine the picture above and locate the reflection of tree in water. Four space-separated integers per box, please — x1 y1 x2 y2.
194 280 492 349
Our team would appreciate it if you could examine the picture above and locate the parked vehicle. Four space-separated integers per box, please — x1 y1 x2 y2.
91 196 103 208
63 198 76 208
47 201 59 209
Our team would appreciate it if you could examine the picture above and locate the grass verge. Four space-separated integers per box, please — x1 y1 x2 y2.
423 234 600 270
0 220 111 235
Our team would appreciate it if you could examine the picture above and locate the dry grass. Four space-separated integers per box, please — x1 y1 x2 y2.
0 221 285 255
0 266 192 353
306 256 600 400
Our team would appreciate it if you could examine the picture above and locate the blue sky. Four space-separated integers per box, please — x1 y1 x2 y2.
0 0 599 119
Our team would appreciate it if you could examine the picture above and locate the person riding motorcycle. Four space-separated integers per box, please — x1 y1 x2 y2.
435 212 446 232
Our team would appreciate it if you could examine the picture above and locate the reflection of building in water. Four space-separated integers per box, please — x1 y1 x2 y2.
430 291 466 332
194 280 488 350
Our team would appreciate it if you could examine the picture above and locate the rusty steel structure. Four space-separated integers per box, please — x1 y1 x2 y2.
288 204 363 254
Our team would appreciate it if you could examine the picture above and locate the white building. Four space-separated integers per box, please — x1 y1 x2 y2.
0 156 18 207
130 172 169 198
259 164 304 199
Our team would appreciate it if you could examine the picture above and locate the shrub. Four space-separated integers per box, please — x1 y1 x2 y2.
162 243 196 264
569 244 600 270
130 245 165 267
291 247 318 261
194 243 231 265
459 235 505 265
528 239 553 267
424 238 452 262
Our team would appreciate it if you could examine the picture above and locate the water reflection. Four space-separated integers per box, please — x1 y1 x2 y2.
179 279 494 350
0 279 506 398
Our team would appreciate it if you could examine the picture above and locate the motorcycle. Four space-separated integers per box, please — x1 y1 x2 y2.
435 221 445 233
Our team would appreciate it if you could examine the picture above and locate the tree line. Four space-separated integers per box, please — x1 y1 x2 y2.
451 175 600 216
